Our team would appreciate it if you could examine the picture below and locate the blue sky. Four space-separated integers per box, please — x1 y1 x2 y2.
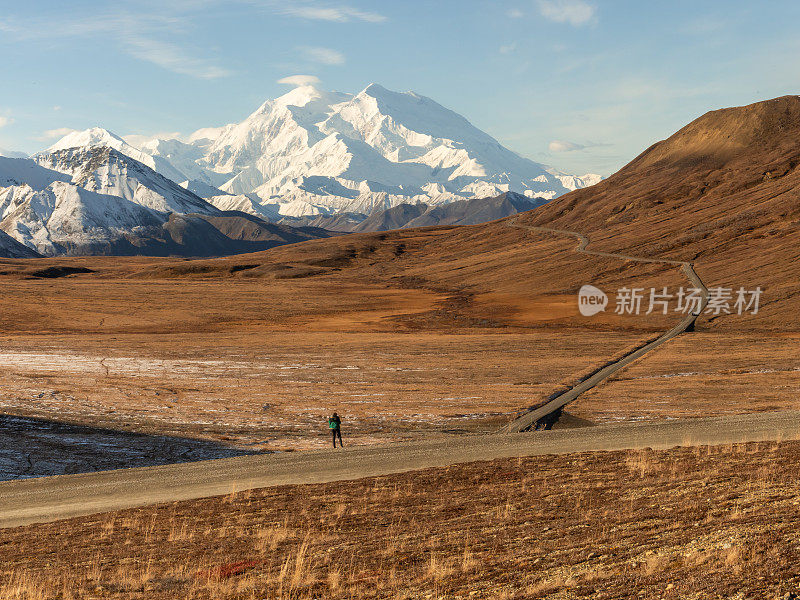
1 0 798 175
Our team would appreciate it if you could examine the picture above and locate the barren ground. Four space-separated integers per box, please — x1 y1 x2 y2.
570 332 800 423
0 330 644 454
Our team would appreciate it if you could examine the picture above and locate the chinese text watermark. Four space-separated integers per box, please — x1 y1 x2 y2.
578 286 761 317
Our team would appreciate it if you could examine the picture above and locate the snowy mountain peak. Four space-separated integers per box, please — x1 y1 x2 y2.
273 84 325 108
45 126 192 185
35 83 602 220
47 127 128 152
35 146 218 216
0 145 222 256
360 83 391 97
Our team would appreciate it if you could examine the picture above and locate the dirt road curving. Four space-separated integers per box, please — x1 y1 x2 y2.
2 410 799 529
502 219 710 432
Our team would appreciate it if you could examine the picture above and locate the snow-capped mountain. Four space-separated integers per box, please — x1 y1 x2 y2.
0 154 156 255
0 148 218 255
46 128 191 186
0 151 334 257
45 83 601 219
34 146 217 215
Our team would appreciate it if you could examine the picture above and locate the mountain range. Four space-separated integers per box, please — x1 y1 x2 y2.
138 94 798 332
0 83 601 257
108 83 599 219
280 191 549 232
0 150 332 256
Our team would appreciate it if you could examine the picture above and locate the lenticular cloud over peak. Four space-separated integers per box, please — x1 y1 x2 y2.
277 75 322 87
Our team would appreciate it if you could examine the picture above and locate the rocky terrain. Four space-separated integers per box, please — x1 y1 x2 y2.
279 191 548 231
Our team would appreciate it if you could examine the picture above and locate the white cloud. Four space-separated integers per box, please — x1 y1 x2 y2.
276 4 386 23
278 74 322 87
549 139 610 152
41 127 78 139
507 8 524 18
123 132 182 149
537 0 596 27
0 2 379 83
298 46 345 65
53 105 62 112
499 42 517 54
0 116 12 129
0 11 228 80
124 35 231 79
549 139 585 152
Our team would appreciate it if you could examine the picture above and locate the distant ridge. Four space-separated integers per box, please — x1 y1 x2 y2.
277 191 548 232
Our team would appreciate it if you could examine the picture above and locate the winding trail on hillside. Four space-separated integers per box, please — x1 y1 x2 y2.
502 218 710 433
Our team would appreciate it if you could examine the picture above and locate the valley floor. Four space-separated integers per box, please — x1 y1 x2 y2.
1 328 796 460
3 440 800 599
0 216 795 470
0 330 644 455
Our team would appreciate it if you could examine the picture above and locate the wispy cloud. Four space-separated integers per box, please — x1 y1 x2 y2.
298 45 345 65
278 74 322 86
0 2 380 79
124 35 231 79
549 139 609 152
506 8 524 18
40 127 78 140
499 42 517 54
0 10 230 80
275 3 386 23
0 116 12 129
537 0 596 27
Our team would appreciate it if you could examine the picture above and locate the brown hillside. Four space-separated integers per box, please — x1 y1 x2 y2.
519 95 800 330
3 99 799 333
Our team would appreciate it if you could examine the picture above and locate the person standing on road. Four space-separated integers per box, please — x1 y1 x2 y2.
329 412 343 448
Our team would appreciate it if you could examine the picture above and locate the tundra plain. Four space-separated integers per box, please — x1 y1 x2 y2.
0 218 793 459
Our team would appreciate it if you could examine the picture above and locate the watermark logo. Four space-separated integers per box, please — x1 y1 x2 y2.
578 284 608 316
577 285 762 317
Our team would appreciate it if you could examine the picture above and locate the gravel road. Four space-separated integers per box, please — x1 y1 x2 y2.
2 410 799 529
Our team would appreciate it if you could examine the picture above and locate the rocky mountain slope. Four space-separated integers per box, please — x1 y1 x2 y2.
45 83 601 219
352 191 549 232
0 151 333 257
280 191 548 232
0 228 41 258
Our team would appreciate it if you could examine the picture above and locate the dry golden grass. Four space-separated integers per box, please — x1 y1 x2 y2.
4 441 800 599
0 160 793 444
570 331 800 423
